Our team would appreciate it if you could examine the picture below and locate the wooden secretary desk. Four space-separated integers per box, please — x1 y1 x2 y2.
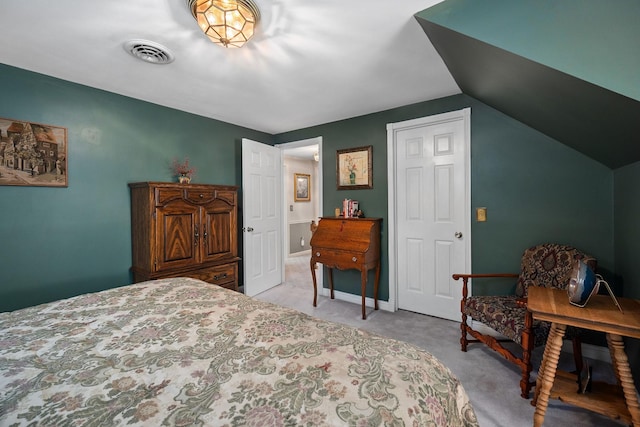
310 217 382 319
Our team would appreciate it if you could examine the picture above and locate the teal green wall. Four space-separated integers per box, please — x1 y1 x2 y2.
614 161 640 299
417 0 640 101
613 160 640 393
0 64 272 312
0 64 622 312
275 94 614 298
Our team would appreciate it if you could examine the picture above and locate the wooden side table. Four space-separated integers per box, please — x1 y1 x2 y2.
527 286 640 426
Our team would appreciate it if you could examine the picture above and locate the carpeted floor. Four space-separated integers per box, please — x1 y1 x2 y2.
252 252 628 427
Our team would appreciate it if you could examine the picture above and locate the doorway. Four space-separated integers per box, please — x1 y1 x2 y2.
277 137 323 287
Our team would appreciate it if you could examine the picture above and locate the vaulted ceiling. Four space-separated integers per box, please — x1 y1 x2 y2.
416 0 640 169
0 1 638 169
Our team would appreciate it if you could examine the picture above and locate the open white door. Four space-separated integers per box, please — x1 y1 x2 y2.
242 138 283 296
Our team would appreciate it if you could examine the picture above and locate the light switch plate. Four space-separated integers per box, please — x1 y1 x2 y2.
476 207 487 222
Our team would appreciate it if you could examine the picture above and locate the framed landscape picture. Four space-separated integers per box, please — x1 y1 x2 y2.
336 145 372 190
294 173 310 201
0 117 68 187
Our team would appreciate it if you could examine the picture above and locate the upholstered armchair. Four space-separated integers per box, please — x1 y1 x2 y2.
452 243 596 399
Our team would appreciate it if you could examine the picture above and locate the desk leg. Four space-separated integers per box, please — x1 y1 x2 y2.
328 268 335 300
361 268 368 320
310 259 318 307
373 261 380 311
533 322 566 427
607 333 640 426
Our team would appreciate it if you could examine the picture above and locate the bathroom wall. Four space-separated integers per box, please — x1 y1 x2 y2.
284 156 318 255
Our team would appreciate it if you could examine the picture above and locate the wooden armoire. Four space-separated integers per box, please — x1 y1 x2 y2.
129 182 240 291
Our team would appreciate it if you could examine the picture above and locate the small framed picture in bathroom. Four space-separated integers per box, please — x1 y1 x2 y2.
294 173 310 202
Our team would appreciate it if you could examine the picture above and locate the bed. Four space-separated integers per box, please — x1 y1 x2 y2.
0 277 478 426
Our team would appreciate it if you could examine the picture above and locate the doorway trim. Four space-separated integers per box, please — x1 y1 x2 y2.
386 108 471 312
276 136 323 288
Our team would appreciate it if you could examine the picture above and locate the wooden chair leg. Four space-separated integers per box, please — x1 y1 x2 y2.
519 342 534 398
460 313 469 352
459 276 470 352
460 316 469 352
521 353 533 399
520 310 534 398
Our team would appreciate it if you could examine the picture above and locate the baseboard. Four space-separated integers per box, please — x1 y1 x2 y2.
470 321 611 363
288 249 311 257
320 288 393 312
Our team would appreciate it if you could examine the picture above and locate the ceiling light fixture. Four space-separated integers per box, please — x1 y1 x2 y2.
187 0 260 48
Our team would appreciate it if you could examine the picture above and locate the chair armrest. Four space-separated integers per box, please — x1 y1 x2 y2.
452 273 519 301
452 273 519 280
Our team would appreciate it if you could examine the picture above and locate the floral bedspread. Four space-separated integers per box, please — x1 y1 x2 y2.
0 277 478 426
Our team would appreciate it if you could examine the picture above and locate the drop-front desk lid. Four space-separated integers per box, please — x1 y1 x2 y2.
310 217 381 253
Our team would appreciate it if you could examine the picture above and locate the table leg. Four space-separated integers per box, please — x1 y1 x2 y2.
310 259 318 307
533 327 554 406
361 268 367 320
533 322 566 427
605 333 622 386
607 333 640 426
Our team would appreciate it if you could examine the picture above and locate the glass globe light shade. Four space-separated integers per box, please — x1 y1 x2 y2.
188 0 260 48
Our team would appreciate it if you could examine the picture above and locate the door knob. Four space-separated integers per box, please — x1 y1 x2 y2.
243 227 254 232
455 231 463 239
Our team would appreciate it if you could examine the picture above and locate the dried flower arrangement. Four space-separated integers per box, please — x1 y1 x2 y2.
171 157 195 176
171 157 196 183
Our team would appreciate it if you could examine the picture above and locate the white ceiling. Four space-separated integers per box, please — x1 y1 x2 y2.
0 0 460 135
283 144 318 161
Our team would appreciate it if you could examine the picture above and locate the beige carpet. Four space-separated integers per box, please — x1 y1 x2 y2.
251 252 626 427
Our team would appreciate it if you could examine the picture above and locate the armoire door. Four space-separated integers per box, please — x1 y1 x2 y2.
201 197 237 264
155 199 200 272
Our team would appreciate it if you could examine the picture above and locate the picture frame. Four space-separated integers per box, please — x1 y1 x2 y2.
336 145 372 190
294 173 310 202
0 117 68 187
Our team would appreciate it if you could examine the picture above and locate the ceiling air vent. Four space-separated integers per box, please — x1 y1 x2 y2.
123 39 175 65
